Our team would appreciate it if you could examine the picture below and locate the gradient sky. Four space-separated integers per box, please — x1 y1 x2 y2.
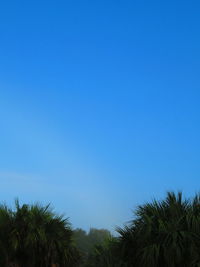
1 0 200 231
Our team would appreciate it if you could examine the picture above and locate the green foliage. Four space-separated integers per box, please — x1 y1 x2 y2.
87 228 111 252
0 200 81 267
74 228 111 254
117 192 200 267
1 192 200 267
73 227 112 266
85 236 127 267
86 192 200 267
73 228 88 255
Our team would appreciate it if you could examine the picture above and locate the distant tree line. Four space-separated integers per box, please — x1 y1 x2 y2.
73 228 111 257
0 192 200 266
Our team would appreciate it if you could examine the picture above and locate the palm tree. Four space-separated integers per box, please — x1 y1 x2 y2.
0 204 15 266
0 200 81 267
117 192 200 267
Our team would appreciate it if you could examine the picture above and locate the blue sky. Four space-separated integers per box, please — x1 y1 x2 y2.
0 0 200 231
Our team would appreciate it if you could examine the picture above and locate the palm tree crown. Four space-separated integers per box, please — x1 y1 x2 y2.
0 200 80 267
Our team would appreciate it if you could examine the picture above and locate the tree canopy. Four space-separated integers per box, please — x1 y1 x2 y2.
0 200 80 267
88 192 200 267
1 192 200 267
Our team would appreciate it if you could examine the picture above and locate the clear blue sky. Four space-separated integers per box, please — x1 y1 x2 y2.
0 0 200 231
